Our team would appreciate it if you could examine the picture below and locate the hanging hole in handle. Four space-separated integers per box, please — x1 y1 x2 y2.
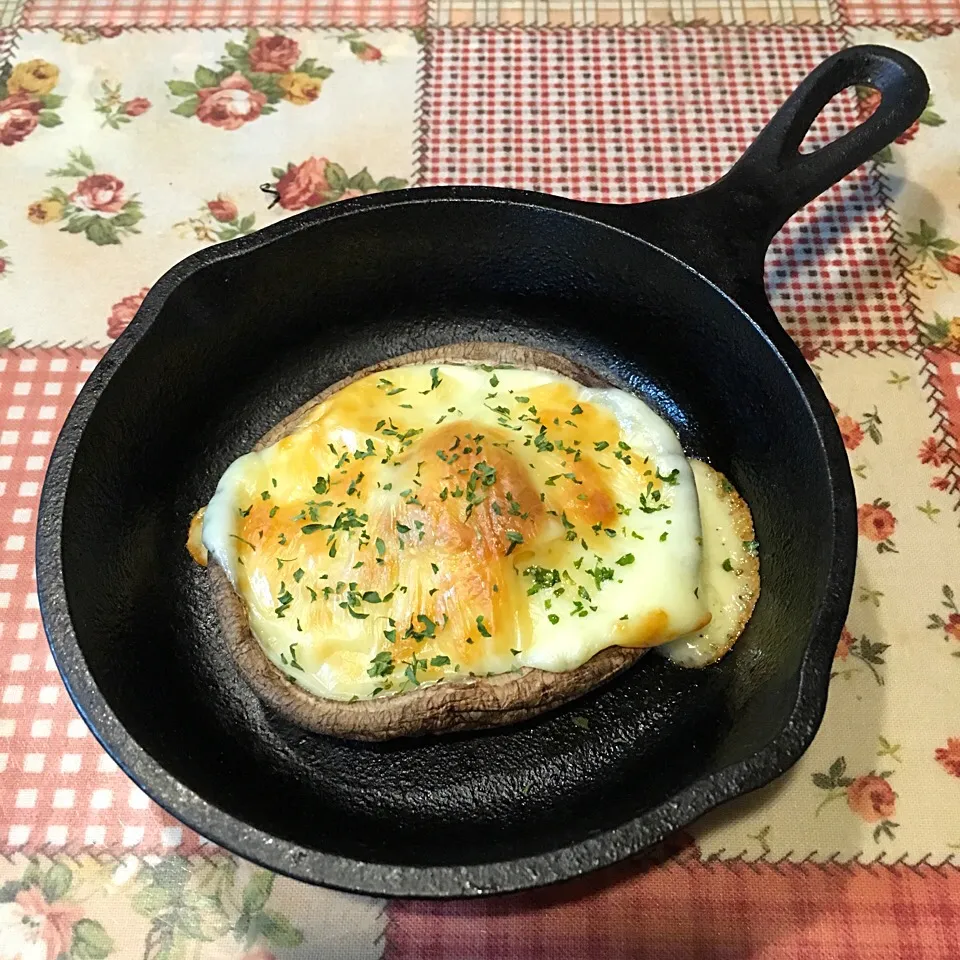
797 85 879 156
853 82 938 150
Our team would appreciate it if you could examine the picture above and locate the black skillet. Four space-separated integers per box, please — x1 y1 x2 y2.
37 46 927 897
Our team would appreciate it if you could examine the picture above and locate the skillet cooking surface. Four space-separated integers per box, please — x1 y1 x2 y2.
50 199 836 888
38 46 927 895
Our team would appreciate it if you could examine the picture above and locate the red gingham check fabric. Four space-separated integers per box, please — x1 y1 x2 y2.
0 349 205 854
22 0 427 26
419 28 913 351
386 848 960 960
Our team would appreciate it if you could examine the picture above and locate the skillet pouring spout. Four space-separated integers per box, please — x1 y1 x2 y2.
36 44 925 898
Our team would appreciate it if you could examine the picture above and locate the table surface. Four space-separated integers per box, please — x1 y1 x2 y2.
1 3 959 958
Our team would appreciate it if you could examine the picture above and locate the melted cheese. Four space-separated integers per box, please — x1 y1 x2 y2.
199 364 713 700
660 459 759 667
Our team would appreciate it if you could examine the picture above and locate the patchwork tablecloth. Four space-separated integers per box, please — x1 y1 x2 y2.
1 1 959 957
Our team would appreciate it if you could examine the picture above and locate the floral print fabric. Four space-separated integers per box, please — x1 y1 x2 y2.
0 854 386 960
0 29 417 345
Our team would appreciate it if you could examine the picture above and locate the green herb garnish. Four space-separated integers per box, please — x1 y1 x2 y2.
367 651 394 678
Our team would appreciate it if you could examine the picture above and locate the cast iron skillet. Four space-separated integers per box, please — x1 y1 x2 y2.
37 46 927 897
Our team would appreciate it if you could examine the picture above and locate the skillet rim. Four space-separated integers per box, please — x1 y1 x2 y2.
36 186 857 898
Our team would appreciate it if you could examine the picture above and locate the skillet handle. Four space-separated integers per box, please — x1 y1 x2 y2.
591 45 928 312
714 44 927 244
